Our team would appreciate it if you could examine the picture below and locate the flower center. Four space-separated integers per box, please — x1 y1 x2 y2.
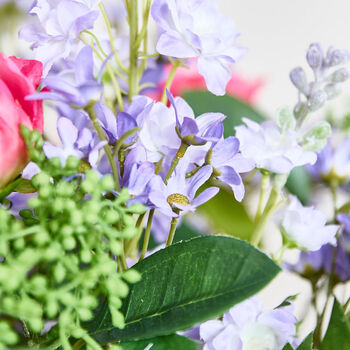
167 193 190 207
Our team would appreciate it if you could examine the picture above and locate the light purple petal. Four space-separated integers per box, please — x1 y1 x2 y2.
187 165 213 199
57 117 78 147
192 187 219 207
212 137 240 167
198 56 231 96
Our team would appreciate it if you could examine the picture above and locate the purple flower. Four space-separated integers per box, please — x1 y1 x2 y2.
235 118 316 174
167 90 225 144
27 47 102 107
275 195 339 251
151 0 247 95
207 137 255 201
149 160 218 217
200 297 298 350
120 147 156 206
20 0 99 75
308 138 350 184
43 117 105 167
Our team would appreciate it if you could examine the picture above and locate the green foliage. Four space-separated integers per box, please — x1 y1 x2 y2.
286 166 311 205
283 333 314 350
120 334 198 350
0 129 145 349
198 188 254 240
321 299 350 350
89 236 280 344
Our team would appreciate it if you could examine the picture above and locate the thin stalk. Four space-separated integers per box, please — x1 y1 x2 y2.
166 217 178 246
86 104 120 191
164 143 189 184
128 0 139 101
99 2 128 74
250 187 280 247
80 36 124 111
161 60 181 104
255 172 270 222
139 209 155 261
139 0 151 79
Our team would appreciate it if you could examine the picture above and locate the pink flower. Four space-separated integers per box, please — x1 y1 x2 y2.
146 59 264 104
0 53 44 188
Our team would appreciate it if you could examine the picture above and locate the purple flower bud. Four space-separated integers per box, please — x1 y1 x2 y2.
307 90 328 111
328 68 349 83
324 83 341 100
289 67 309 94
326 47 350 67
306 43 323 69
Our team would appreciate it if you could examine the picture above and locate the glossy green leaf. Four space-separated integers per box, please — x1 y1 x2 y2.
89 236 280 344
198 188 254 240
283 333 313 350
286 166 311 205
183 91 266 137
120 334 198 350
321 299 350 350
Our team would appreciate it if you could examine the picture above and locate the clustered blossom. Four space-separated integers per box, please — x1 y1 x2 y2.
275 195 339 251
290 43 349 118
308 137 350 185
286 213 350 282
200 297 298 350
19 0 100 75
151 0 247 95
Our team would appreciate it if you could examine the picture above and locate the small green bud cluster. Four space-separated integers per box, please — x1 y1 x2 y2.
0 163 145 348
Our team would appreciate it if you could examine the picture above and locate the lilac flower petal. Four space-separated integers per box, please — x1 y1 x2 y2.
117 112 138 142
181 117 199 136
218 165 241 186
192 187 219 207
76 128 93 150
211 137 240 167
198 56 231 96
156 31 198 58
149 191 177 217
187 165 212 198
75 45 94 84
57 117 78 147
95 102 118 143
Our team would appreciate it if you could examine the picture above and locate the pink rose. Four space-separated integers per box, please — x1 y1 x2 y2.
0 53 43 188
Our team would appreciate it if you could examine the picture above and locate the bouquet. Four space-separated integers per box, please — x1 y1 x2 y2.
0 1 349 349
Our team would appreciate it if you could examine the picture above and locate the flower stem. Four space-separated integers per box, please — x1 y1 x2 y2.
86 103 120 191
255 171 270 222
164 142 189 184
139 209 154 261
128 0 139 101
161 59 181 104
166 217 178 246
99 2 128 74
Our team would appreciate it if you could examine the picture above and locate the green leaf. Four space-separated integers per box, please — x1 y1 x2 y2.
198 188 254 240
120 334 198 350
321 298 350 350
183 91 266 137
89 235 280 344
283 333 314 350
286 166 311 205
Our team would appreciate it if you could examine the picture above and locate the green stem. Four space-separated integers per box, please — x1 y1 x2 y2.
139 0 151 79
139 209 154 261
251 187 280 247
86 104 120 191
128 0 139 101
99 2 128 74
166 217 178 246
164 143 189 184
80 36 124 111
161 60 181 104
255 172 270 222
